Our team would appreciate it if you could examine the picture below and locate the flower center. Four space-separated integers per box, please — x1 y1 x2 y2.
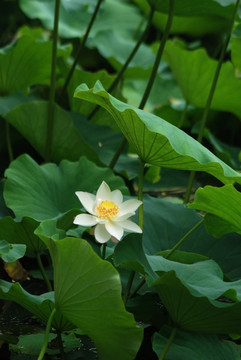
96 200 119 220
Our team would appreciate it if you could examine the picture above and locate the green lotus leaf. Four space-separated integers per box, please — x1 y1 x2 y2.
74 81 241 185
0 216 45 253
87 30 156 78
20 0 142 39
0 281 73 331
164 40 241 120
133 0 231 36
5 101 100 164
189 184 241 235
231 23 241 72
115 194 241 280
147 256 241 333
0 240 26 262
0 36 51 95
4 154 128 221
46 237 143 360
34 219 66 243
146 0 235 17
115 232 241 334
153 326 240 360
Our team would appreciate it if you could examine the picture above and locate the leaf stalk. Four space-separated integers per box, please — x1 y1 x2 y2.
60 0 104 99
37 307 56 360
44 0 61 162
184 0 241 203
90 6 155 121
159 326 177 360
36 252 52 292
139 0 175 110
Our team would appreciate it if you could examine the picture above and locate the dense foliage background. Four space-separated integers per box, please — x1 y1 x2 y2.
0 0 241 359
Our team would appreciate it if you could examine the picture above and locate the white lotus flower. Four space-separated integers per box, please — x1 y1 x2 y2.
74 181 142 244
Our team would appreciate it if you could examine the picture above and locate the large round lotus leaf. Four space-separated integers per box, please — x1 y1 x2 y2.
4 154 128 221
47 237 143 360
20 0 142 39
115 195 241 281
164 40 241 120
0 36 52 95
133 0 231 36
146 0 235 17
5 101 100 164
147 256 241 333
74 81 241 185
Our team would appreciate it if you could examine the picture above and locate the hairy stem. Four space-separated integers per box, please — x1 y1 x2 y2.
102 243 107 259
60 0 104 99
130 217 204 297
123 161 145 304
178 101 188 129
159 326 177 360
138 160 145 229
89 7 154 121
139 0 175 110
184 0 240 203
44 0 61 162
109 137 127 169
37 307 56 360
5 119 13 162
123 271 135 305
109 1 175 169
36 253 52 292
165 218 204 259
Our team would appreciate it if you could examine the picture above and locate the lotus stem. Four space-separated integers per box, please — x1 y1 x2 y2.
184 0 241 203
139 0 175 110
37 307 56 360
36 252 52 292
60 0 104 99
159 326 177 360
44 0 61 162
90 6 155 121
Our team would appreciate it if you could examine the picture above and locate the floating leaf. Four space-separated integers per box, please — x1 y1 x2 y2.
0 217 45 253
74 81 241 185
0 240 26 262
4 154 128 221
